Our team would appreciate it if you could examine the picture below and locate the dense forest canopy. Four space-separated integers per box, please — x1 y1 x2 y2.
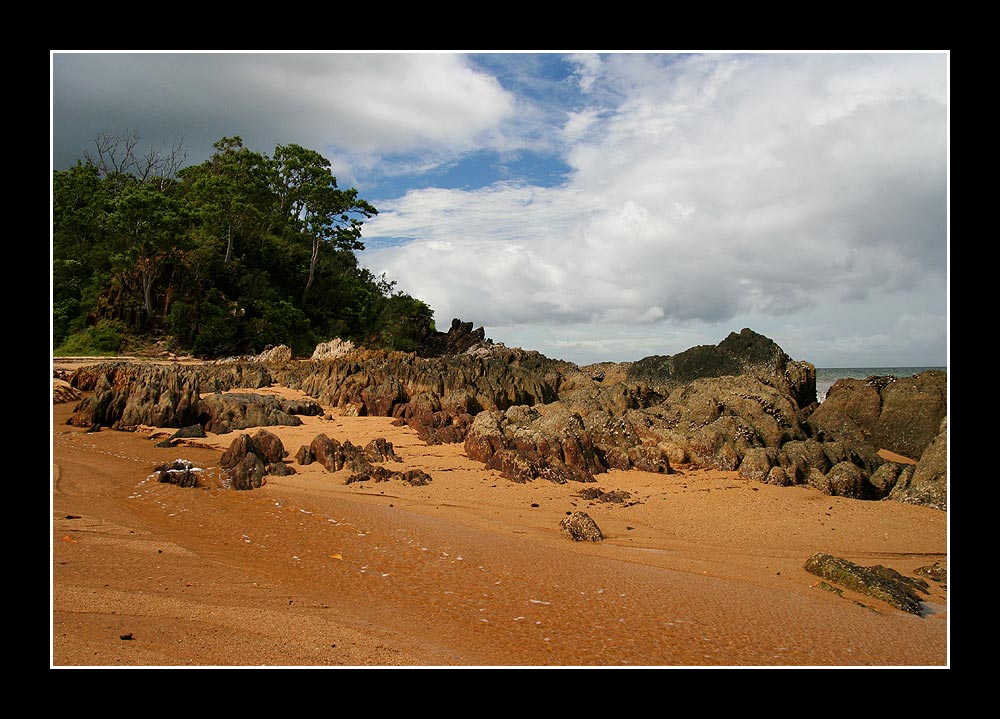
52 132 435 357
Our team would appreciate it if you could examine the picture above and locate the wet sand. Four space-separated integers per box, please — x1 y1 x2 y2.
51 372 949 667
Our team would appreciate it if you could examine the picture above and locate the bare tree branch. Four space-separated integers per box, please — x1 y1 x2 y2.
84 131 188 187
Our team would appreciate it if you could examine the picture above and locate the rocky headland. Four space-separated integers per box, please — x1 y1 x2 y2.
59 322 947 512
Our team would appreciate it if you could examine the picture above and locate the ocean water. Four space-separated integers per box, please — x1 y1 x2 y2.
815 367 947 403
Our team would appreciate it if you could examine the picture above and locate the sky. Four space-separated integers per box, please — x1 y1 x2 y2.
50 51 949 368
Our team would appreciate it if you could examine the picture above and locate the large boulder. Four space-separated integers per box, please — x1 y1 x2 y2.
739 447 777 482
219 430 291 488
889 422 947 510
777 439 831 483
874 372 948 460
251 428 287 464
230 453 266 490
220 433 259 469
823 461 870 499
808 371 946 460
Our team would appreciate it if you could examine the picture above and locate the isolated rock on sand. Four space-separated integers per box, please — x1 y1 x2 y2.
170 424 207 440
576 487 634 504
297 433 403 476
252 428 288 464
363 437 402 463
151 459 200 488
560 512 604 542
346 467 433 486
267 461 296 476
220 434 260 469
804 552 928 614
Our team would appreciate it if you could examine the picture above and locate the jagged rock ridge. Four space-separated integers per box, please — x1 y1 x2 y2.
62 324 947 509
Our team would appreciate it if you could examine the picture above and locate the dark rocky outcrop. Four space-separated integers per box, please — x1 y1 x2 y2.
267 461 296 476
625 328 817 408
363 437 401 463
66 361 317 433
68 363 201 430
560 512 604 542
199 392 317 434
65 327 945 510
418 317 489 357
915 563 947 583
804 552 930 615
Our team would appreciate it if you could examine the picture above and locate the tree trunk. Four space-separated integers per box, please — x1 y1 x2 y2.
302 236 319 303
141 258 157 330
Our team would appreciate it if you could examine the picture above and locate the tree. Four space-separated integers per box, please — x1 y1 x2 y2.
269 143 377 303
178 137 271 264
53 133 417 358
105 181 192 330
53 161 113 342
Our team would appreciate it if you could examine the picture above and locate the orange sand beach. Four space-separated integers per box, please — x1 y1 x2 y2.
51 361 948 668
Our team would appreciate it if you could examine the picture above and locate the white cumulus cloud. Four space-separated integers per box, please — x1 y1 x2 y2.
361 52 948 365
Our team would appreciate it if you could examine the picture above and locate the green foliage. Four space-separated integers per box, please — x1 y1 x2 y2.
53 133 432 359
52 297 81 347
54 319 128 356
185 294 245 357
249 300 315 356
373 293 436 352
